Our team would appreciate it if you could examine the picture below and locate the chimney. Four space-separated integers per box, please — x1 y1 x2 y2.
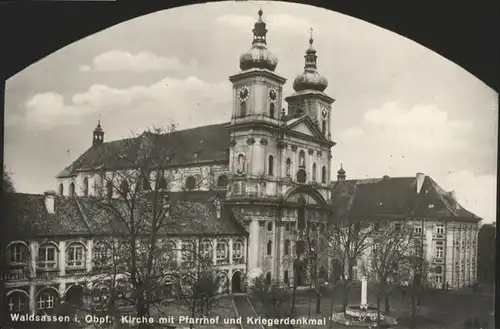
416 172 425 194
44 190 57 214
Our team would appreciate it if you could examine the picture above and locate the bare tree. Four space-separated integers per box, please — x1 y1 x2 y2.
324 218 375 314
3 165 15 193
78 125 211 329
361 221 413 325
396 235 429 329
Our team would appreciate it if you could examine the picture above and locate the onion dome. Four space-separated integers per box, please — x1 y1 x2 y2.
293 34 328 92
239 9 278 72
337 163 346 181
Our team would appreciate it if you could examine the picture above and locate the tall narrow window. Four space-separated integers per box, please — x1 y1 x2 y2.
286 158 292 177
266 272 271 285
296 169 306 184
240 102 246 117
120 180 129 197
284 240 290 255
270 103 275 118
322 120 327 135
58 183 64 196
106 181 113 199
321 166 327 183
267 241 272 256
268 155 274 176
267 222 273 231
69 183 75 197
82 178 89 196
298 207 306 230
158 176 167 190
312 163 317 181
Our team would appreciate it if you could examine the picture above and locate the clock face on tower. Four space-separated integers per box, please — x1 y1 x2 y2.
238 87 249 102
321 108 328 119
268 88 277 101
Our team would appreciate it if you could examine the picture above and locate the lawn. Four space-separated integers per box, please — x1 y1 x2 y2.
250 283 494 329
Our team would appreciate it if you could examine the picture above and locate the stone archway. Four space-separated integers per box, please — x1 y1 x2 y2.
66 285 84 307
231 271 243 293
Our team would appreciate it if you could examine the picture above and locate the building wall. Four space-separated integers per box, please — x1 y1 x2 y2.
56 164 229 197
4 235 247 316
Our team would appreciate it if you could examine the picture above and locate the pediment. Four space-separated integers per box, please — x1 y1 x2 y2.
286 115 328 141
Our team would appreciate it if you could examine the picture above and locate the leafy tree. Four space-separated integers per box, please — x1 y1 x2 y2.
3 165 15 193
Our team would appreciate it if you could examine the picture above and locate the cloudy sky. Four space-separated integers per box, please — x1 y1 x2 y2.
4 1 498 223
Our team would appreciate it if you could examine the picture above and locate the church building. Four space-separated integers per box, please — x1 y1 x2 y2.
2 10 482 318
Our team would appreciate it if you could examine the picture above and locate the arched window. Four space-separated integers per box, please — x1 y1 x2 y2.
268 155 274 176
82 178 89 196
267 241 272 256
233 239 244 262
312 163 317 181
237 154 246 173
240 102 247 117
322 120 327 135
266 272 272 285
270 102 275 118
216 240 229 263
8 243 29 264
298 150 306 168
7 291 29 314
217 175 228 188
296 169 306 184
185 176 196 190
284 240 290 255
286 158 292 177
37 243 58 269
158 176 167 190
58 183 64 196
120 180 129 197
69 183 75 197
66 243 85 268
267 222 273 231
298 207 306 230
36 288 59 315
106 181 113 199
321 166 327 183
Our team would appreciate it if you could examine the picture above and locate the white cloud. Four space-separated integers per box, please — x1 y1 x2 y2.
78 65 91 72
83 50 196 73
20 76 231 132
216 13 319 34
23 92 94 128
340 126 365 141
361 102 474 151
439 170 497 223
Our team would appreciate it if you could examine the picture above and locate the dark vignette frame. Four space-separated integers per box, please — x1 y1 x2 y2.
0 0 498 327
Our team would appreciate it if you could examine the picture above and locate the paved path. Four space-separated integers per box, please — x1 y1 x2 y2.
232 295 264 329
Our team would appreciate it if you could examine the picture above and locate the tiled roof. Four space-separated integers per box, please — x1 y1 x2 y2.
57 123 231 178
3 191 245 239
331 175 480 222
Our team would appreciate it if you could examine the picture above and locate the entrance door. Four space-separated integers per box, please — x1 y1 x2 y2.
232 271 242 293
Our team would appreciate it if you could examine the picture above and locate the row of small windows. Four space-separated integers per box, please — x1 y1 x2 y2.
265 239 308 257
58 174 230 197
237 152 326 183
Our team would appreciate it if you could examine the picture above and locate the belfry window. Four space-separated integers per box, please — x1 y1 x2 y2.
270 103 275 118
267 241 272 256
312 163 317 181
237 154 246 174
240 102 247 117
321 166 327 183
322 120 327 135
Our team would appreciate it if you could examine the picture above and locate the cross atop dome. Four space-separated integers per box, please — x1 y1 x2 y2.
239 9 279 72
